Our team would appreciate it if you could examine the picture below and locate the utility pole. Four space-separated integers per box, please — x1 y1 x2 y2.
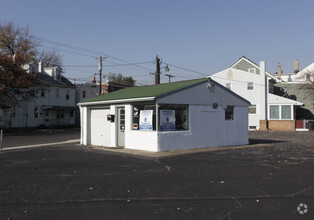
165 74 174 83
97 56 108 95
155 56 161 85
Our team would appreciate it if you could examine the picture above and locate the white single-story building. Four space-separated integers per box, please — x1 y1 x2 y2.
79 78 251 152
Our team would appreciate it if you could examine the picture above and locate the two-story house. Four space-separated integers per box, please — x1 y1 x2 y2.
0 63 76 128
210 57 303 131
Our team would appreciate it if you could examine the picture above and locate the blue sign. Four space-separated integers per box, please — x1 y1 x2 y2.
159 110 175 131
139 110 153 130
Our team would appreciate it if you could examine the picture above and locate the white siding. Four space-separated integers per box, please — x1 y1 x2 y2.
158 105 248 151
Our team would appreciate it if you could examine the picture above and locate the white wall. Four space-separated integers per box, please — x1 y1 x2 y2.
211 68 298 129
124 104 158 151
158 105 249 151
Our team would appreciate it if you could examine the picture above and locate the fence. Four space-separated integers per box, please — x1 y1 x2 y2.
296 120 314 130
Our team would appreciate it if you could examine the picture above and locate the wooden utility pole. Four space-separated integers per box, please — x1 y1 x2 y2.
97 56 108 95
155 56 161 85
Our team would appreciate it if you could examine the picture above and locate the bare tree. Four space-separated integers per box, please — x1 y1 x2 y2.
0 53 38 105
0 22 38 64
37 50 63 69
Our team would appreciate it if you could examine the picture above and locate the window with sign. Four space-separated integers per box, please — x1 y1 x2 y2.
159 104 188 131
132 103 156 131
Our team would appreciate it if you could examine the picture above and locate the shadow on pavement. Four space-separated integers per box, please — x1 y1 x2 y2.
249 138 285 145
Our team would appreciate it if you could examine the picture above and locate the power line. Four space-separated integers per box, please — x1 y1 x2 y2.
63 61 153 68
163 62 277 87
164 63 208 76
37 37 154 72
38 45 97 58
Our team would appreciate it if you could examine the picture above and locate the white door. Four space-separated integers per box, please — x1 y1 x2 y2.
117 107 125 147
90 109 111 146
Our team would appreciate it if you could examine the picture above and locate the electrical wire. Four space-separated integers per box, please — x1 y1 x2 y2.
37 37 155 72
63 61 153 68
38 45 97 58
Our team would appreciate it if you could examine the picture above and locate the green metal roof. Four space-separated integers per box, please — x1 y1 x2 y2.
81 78 207 104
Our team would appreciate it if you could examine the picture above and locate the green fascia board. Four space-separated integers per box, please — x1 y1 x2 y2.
81 78 207 104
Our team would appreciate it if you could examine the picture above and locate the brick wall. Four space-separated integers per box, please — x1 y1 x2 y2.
260 120 296 131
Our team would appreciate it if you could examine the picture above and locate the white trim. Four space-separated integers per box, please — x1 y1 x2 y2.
231 57 278 81
78 97 155 106
268 104 293 120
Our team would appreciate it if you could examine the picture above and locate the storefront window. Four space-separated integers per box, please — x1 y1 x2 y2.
132 103 156 131
159 104 188 131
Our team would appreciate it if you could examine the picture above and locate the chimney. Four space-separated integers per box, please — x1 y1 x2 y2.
260 61 267 120
277 63 281 79
38 61 43 73
294 59 299 73
92 76 96 84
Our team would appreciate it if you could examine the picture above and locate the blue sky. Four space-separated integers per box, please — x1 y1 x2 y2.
1 0 314 85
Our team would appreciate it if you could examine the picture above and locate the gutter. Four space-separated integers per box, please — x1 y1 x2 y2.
78 97 155 106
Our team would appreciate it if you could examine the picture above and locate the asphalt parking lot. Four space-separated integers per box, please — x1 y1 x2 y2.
0 130 313 219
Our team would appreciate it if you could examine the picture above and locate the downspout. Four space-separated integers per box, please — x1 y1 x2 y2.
156 103 160 152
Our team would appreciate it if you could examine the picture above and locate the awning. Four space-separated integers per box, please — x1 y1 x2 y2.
42 105 78 111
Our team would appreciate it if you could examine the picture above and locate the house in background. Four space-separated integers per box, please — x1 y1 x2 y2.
75 77 133 125
273 60 314 130
0 63 76 128
275 60 314 83
79 78 250 152
210 57 303 131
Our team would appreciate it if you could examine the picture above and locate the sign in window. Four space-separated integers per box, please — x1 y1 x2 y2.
139 110 153 131
159 110 175 131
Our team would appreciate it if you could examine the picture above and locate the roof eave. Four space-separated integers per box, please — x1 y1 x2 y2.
78 96 156 106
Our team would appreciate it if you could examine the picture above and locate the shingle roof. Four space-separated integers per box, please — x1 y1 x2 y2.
37 73 75 87
81 78 207 104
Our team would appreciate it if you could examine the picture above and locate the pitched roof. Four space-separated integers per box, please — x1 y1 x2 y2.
80 78 207 104
231 56 279 81
37 72 75 87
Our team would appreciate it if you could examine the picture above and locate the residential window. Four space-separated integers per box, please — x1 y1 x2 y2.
82 91 86 98
70 111 74 118
225 106 234 120
248 68 256 74
41 88 45 97
248 105 256 114
226 83 231 90
281 105 291 119
66 90 69 100
247 82 254 90
270 105 279 119
159 104 189 131
56 88 59 99
34 105 38 118
132 103 156 131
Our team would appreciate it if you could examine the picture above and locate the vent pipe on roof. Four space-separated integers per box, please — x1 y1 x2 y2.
277 63 281 79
